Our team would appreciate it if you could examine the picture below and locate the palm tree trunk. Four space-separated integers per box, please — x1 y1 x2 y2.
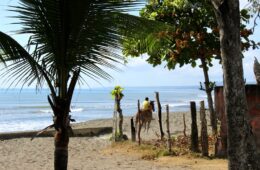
54 127 69 170
53 96 70 170
200 58 217 135
211 0 260 169
54 112 70 170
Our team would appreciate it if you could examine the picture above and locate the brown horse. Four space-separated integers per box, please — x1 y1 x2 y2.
135 101 155 144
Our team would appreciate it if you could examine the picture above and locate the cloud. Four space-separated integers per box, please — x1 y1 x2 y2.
240 0 250 8
0 0 259 89
126 56 149 68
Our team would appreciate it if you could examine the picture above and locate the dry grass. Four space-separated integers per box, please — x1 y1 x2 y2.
103 135 228 170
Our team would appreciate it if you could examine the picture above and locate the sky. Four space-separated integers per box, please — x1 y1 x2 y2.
0 0 259 88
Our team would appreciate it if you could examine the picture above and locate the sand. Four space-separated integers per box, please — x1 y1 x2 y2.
0 112 228 170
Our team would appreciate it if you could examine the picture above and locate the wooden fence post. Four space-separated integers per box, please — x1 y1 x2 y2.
137 100 141 145
166 105 172 153
183 114 187 137
200 101 209 156
155 92 164 140
138 99 140 112
190 101 199 152
131 117 136 142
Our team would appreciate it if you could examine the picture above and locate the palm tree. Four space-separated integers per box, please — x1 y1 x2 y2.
0 0 145 169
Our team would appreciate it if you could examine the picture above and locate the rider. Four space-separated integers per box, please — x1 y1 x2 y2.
142 97 150 111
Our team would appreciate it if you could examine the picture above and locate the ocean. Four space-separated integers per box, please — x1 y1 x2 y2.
0 86 207 132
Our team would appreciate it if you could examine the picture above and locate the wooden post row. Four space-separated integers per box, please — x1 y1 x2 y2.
131 117 136 142
137 99 141 145
190 101 199 152
183 114 187 137
155 92 164 140
200 100 209 156
166 104 172 153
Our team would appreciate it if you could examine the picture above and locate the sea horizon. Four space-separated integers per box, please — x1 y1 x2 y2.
0 85 209 133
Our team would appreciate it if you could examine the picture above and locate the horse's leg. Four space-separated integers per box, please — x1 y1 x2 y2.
143 121 147 132
147 111 153 133
147 120 151 133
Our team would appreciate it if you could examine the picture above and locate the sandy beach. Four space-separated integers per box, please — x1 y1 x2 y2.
0 111 227 170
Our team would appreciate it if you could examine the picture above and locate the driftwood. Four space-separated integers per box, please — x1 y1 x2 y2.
200 101 209 156
190 101 199 152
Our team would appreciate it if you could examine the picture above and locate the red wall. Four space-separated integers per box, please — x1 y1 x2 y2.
214 85 260 156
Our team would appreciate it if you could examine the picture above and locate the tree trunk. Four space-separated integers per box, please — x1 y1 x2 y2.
190 101 199 152
155 92 164 139
116 97 123 138
51 70 79 170
54 127 69 170
201 58 218 136
112 110 117 142
211 0 260 169
53 102 70 170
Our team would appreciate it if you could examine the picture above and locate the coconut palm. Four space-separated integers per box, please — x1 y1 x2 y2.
0 0 149 169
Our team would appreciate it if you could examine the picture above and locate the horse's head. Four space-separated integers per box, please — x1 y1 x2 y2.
150 101 155 112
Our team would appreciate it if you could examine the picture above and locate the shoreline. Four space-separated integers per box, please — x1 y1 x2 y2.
0 110 224 170
0 111 208 140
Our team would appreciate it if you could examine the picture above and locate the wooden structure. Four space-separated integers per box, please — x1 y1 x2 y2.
215 85 260 157
131 117 136 142
190 101 199 152
183 114 187 137
0 127 112 140
155 92 164 139
200 101 208 157
166 105 172 153
137 100 141 145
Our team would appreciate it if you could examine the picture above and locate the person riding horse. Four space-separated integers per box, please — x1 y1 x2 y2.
135 99 155 144
136 99 155 132
142 97 150 111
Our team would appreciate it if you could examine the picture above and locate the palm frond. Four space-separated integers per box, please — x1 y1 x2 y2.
0 31 56 94
1 0 150 89
9 0 144 83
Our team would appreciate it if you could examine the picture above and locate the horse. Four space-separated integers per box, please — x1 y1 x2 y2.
135 101 155 144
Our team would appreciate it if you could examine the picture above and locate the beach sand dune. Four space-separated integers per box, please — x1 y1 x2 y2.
0 112 227 170
0 137 188 170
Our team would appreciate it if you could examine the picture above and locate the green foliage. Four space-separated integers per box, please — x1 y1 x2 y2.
110 131 128 141
111 85 124 99
0 0 145 91
123 0 258 70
